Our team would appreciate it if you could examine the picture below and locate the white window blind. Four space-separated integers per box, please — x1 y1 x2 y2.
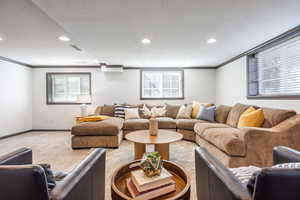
257 35 300 96
141 70 183 99
47 73 91 104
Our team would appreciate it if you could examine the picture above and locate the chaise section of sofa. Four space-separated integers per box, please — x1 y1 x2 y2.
194 103 299 167
71 117 124 148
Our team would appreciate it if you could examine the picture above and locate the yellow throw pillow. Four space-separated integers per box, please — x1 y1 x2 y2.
191 101 215 118
238 107 264 128
192 101 201 118
78 115 110 123
243 106 256 115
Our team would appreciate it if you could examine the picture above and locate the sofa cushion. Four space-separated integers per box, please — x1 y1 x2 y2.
94 106 102 115
71 117 124 136
194 122 230 135
215 105 232 123
101 104 115 116
199 127 246 156
176 119 207 130
123 119 149 130
261 107 296 128
165 104 181 119
226 103 250 127
157 117 176 129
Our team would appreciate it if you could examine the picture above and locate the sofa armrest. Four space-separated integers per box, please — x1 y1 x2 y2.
273 146 300 165
50 148 106 200
253 168 300 200
240 120 300 166
0 147 32 165
195 147 251 200
0 165 49 200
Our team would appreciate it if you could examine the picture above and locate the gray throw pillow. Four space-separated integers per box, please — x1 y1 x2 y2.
197 106 216 122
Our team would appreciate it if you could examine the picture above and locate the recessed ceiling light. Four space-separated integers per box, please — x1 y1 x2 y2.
59 36 71 42
0 37 3 41
141 38 151 44
207 38 217 44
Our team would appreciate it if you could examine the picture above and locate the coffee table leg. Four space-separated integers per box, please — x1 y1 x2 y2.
155 144 169 160
134 143 146 159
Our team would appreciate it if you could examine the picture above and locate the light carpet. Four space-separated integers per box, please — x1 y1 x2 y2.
0 131 197 200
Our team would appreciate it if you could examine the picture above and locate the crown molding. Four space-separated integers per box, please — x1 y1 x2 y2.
0 56 32 68
216 25 300 68
1 26 299 70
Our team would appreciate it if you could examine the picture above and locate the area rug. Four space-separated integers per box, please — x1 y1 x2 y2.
0 131 197 199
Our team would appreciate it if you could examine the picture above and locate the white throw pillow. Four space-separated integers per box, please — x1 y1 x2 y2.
124 108 140 120
176 105 193 119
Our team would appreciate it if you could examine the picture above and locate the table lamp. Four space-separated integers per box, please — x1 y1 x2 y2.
77 95 91 117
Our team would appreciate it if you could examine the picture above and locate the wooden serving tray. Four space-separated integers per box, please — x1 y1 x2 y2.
111 160 191 200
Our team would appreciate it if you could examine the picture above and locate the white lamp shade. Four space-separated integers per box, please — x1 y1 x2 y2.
77 95 91 104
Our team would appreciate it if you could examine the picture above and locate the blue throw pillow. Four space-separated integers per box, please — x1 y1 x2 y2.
197 106 216 122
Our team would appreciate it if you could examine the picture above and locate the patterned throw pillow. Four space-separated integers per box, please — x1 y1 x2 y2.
176 105 193 119
229 166 261 186
272 162 300 168
114 104 130 118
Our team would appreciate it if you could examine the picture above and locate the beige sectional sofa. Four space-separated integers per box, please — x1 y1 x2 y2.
71 103 300 168
194 103 300 167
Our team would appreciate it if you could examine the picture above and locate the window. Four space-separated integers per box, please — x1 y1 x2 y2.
47 73 91 104
247 35 300 98
141 70 184 99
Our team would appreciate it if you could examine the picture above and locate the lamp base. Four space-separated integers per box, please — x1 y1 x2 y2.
80 104 88 117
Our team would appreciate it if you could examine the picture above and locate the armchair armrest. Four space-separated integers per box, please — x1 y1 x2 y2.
253 168 300 200
273 146 300 165
0 165 49 200
50 148 106 200
0 147 32 165
195 147 251 200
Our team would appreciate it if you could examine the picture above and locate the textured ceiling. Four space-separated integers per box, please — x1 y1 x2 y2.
0 0 299 67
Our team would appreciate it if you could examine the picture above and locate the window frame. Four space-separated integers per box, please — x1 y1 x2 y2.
140 69 184 100
46 72 92 105
247 31 300 100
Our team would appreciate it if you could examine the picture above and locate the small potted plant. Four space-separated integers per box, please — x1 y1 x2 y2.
140 152 162 177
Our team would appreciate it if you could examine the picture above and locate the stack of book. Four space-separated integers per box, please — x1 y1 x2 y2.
126 168 175 199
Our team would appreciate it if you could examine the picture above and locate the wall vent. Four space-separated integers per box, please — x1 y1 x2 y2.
101 64 124 73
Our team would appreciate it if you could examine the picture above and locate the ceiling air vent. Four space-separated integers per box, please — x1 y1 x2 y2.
101 64 124 73
70 44 82 51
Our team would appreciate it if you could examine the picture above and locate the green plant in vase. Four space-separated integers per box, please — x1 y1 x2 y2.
140 152 162 177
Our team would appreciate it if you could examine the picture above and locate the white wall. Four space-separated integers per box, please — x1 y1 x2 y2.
216 57 300 112
0 60 32 137
32 68 216 129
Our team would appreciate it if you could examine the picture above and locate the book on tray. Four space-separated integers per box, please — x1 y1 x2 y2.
126 168 175 199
